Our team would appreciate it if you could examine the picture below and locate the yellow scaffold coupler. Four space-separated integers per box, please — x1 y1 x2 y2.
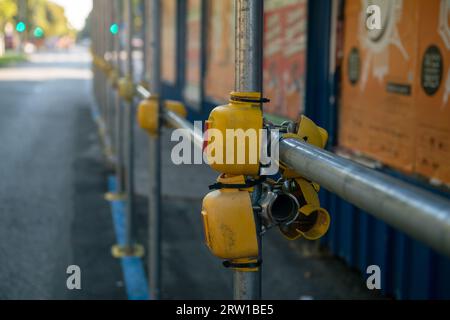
201 175 259 270
137 97 187 136
204 92 265 176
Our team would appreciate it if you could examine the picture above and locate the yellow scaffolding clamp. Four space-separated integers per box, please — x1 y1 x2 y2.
118 75 135 102
201 92 266 272
137 96 187 136
201 94 332 272
202 175 260 272
204 92 264 176
276 115 331 240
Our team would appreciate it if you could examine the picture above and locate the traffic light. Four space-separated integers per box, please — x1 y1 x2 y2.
110 23 119 35
16 21 26 33
33 27 44 38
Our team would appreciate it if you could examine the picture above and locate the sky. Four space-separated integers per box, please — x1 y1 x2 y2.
49 0 93 30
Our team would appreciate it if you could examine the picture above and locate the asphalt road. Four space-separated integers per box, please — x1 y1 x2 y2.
0 47 125 299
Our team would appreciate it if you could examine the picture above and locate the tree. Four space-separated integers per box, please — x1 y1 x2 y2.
22 0 74 38
0 0 18 31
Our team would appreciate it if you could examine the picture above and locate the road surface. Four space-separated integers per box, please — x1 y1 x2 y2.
0 47 125 299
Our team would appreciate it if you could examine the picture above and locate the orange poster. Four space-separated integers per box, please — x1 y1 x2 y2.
339 0 419 173
263 0 308 120
184 0 202 108
162 0 177 84
204 0 235 103
340 0 450 184
415 0 450 184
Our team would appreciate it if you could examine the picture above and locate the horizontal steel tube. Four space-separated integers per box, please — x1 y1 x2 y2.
136 85 151 100
280 138 450 257
163 111 204 151
135 85 203 150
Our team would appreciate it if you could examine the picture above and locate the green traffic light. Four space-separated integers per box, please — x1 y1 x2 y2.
34 27 44 38
110 23 119 35
16 21 26 33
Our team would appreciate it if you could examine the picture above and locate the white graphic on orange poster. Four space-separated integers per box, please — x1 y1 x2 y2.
438 0 450 106
359 0 408 90
438 0 450 49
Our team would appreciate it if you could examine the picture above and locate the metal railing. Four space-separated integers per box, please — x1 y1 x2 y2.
91 0 450 301
136 82 450 257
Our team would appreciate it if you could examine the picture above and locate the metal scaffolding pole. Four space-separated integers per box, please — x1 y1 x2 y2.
100 0 106 121
279 138 450 257
142 0 151 84
148 0 162 300
114 0 125 193
234 0 264 301
92 1 98 107
106 0 114 147
124 0 136 248
104 0 109 129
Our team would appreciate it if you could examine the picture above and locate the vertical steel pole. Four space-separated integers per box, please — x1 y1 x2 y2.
100 0 105 120
114 0 125 193
94 1 100 108
105 0 113 145
148 0 162 300
100 0 108 130
99 0 103 117
141 0 150 83
124 0 136 247
233 0 264 301
92 1 96 105
108 0 116 150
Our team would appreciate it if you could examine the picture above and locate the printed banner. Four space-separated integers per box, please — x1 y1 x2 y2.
204 0 235 103
263 0 308 120
162 0 177 84
184 0 202 108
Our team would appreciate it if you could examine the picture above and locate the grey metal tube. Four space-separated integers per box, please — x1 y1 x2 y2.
148 0 162 300
235 0 263 93
114 0 125 194
135 85 203 150
106 0 114 147
141 0 151 83
233 271 261 301
234 0 264 300
279 138 450 257
164 111 204 151
124 0 136 247
136 84 152 100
